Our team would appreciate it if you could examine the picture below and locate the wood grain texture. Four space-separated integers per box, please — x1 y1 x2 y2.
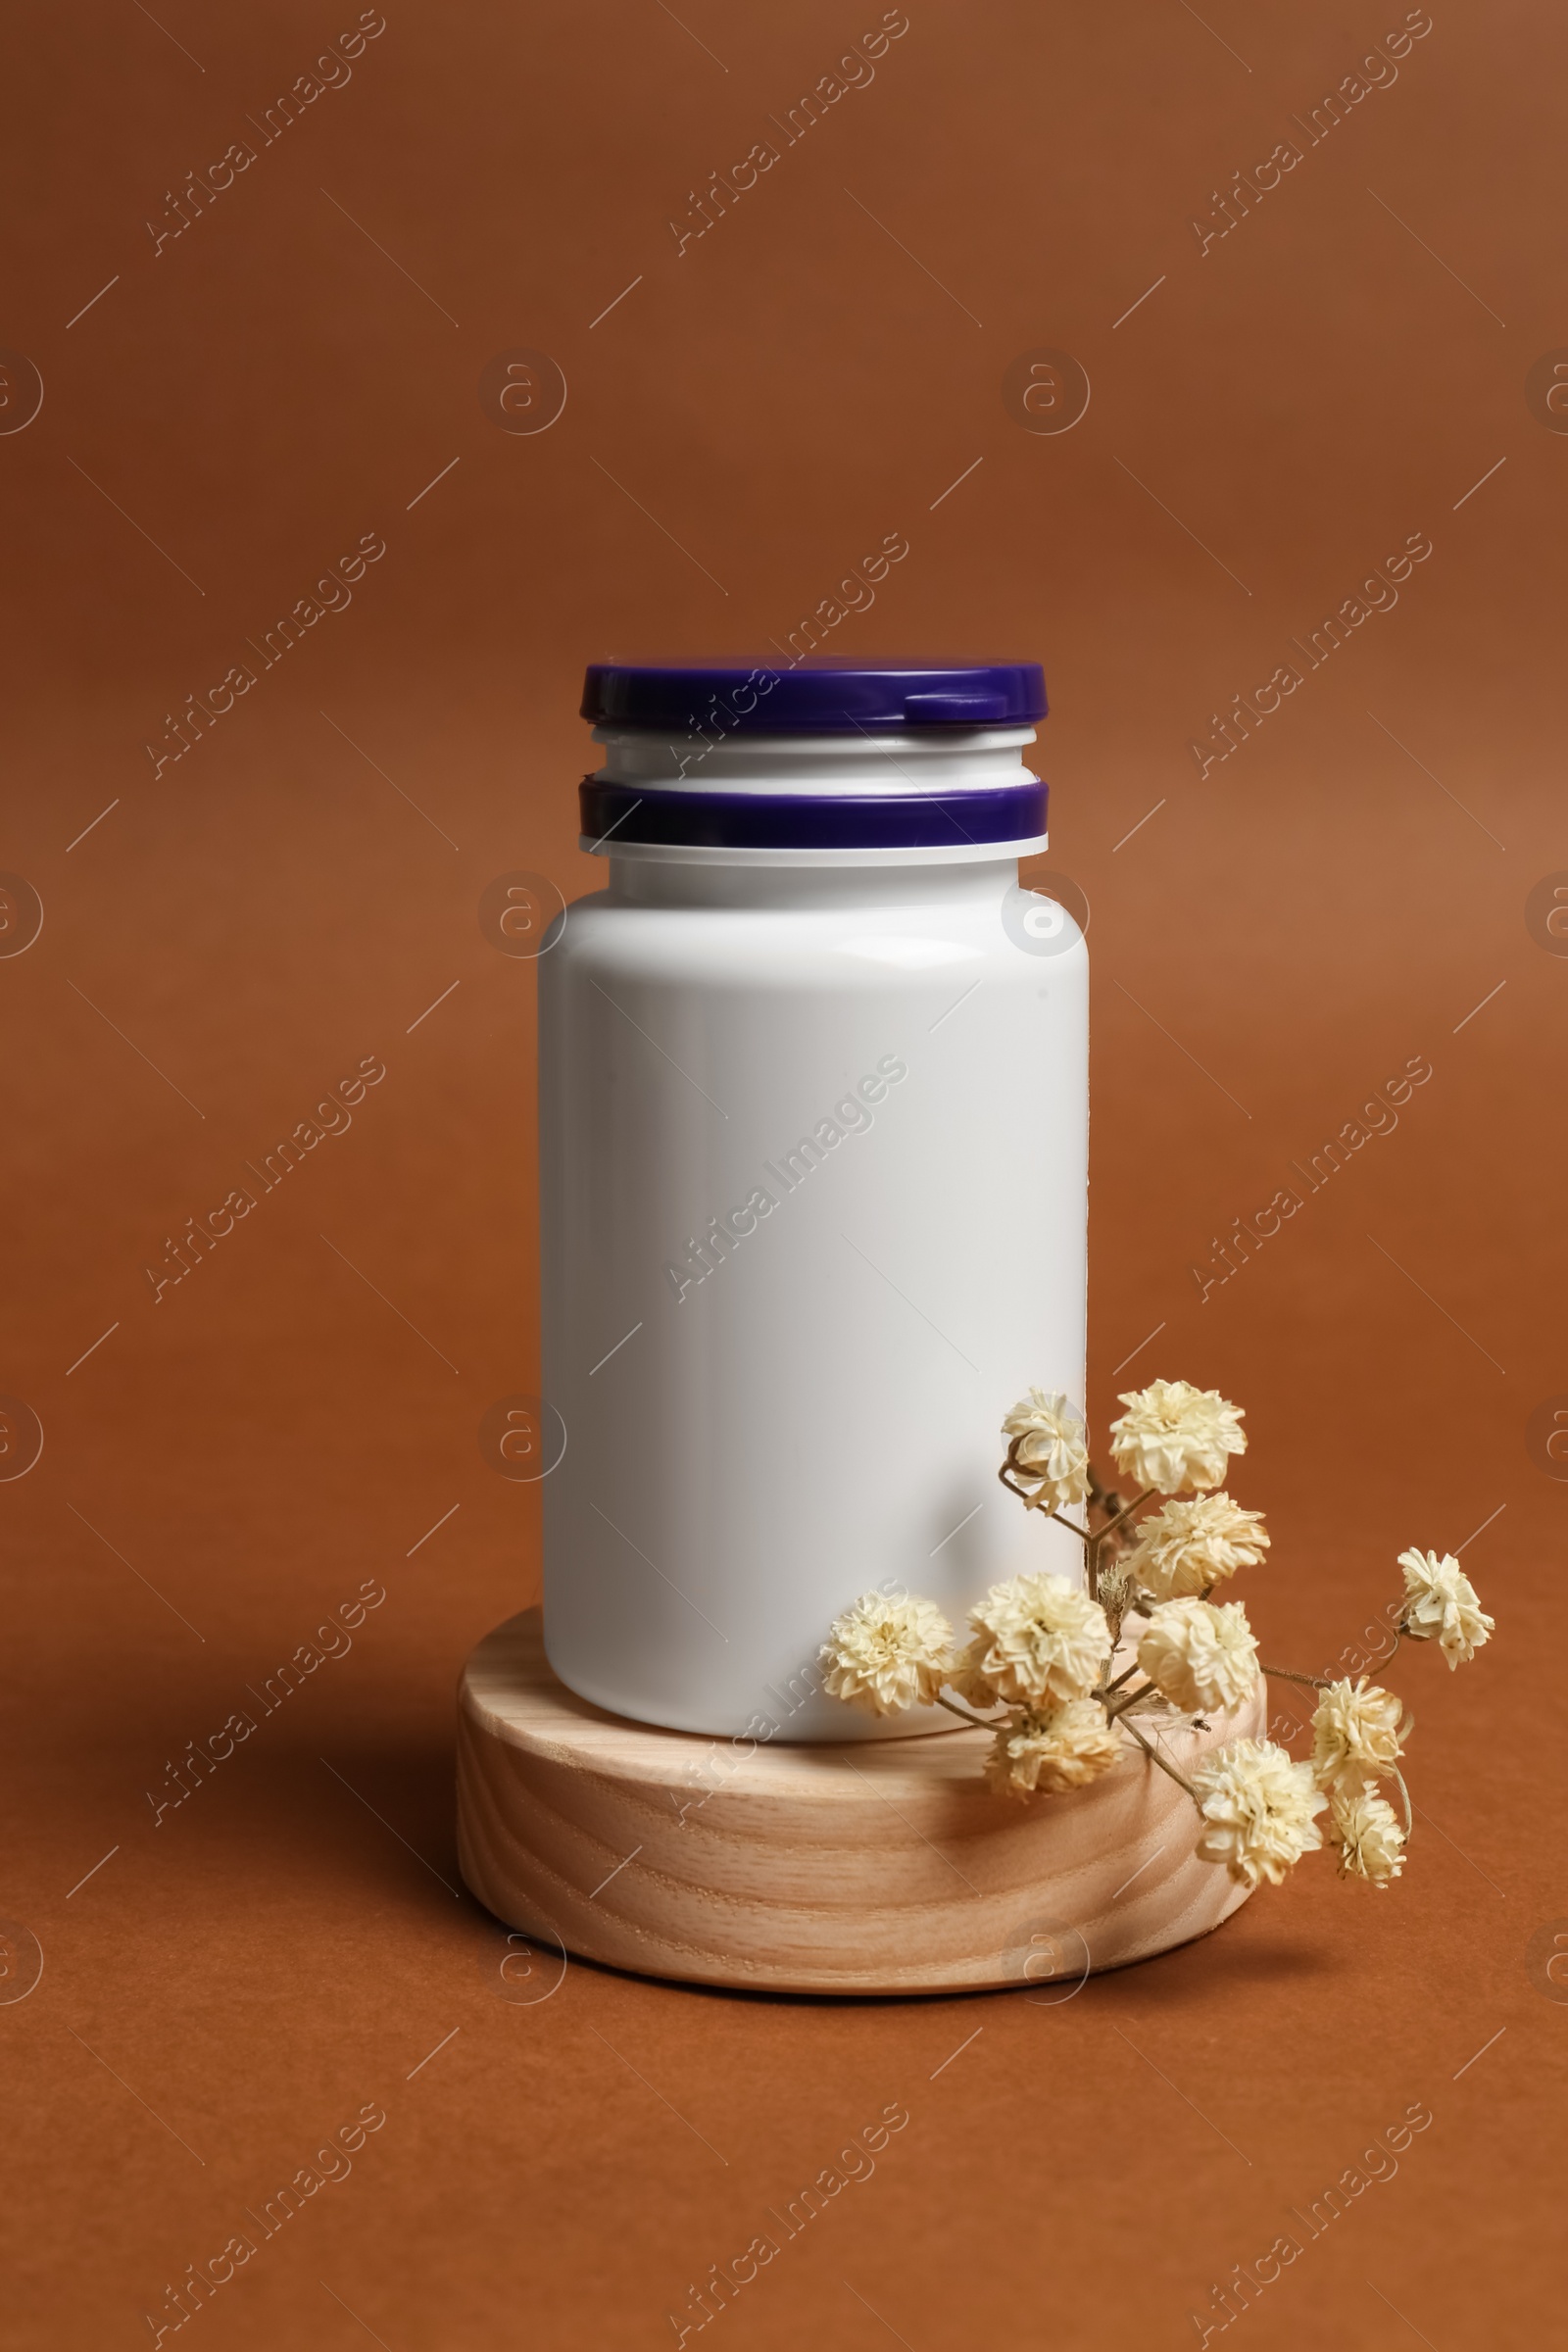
456 1610 1266 1994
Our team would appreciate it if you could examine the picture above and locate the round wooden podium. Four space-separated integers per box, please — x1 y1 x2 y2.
456 1610 1263 1995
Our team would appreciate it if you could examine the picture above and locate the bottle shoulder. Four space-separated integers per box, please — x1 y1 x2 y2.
544 889 1087 984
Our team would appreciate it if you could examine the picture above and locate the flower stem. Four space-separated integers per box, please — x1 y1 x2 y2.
1087 1486 1154 1595
1087 1470 1127 1522
1105 1678 1163 1720
1393 1766 1413 1842
1097 1486 1155 1544
1261 1664 1332 1691
1123 1716 1199 1801
934 1692 1003 1734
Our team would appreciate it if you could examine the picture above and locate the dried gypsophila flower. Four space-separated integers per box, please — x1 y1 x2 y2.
1396 1549 1494 1669
964 1572 1111 1708
1123 1492 1269 1601
818 1592 954 1717
1108 1380 1246 1495
1137 1597 1259 1714
1326 1782 1406 1886
948 1638 1003 1711
1191 1739 1327 1888
984 1699 1122 1799
1001 1388 1092 1513
1310 1678 1409 1791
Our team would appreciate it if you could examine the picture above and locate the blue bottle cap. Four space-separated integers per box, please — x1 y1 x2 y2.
581 659 1047 734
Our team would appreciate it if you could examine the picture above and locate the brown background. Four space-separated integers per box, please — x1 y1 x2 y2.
3 0 1565 2344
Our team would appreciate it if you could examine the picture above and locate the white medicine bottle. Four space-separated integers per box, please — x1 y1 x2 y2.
539 660 1087 1739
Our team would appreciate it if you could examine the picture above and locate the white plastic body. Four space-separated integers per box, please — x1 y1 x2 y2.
539 725 1088 1739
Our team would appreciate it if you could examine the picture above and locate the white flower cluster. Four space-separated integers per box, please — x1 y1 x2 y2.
817 1592 954 1717
1108 1379 1247 1495
1191 1740 1325 1888
1125 1493 1269 1600
1137 1597 1259 1713
1001 1389 1091 1514
817 1376 1494 1906
1307 1677 1411 1886
956 1571 1110 1709
1396 1549 1494 1669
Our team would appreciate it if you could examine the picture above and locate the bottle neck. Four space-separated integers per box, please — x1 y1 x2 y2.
586 723 1047 878
606 856 1021 910
590 723 1038 798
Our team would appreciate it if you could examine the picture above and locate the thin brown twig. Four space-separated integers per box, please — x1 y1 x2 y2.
1105 1679 1164 1720
998 1458 1093 1546
1095 1485 1154 1544
997 1462 1034 1505
1261 1664 1332 1691
1123 1715 1199 1800
934 1692 1002 1734
1392 1766 1413 1842
1087 1469 1127 1522
1086 1482 1154 1595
